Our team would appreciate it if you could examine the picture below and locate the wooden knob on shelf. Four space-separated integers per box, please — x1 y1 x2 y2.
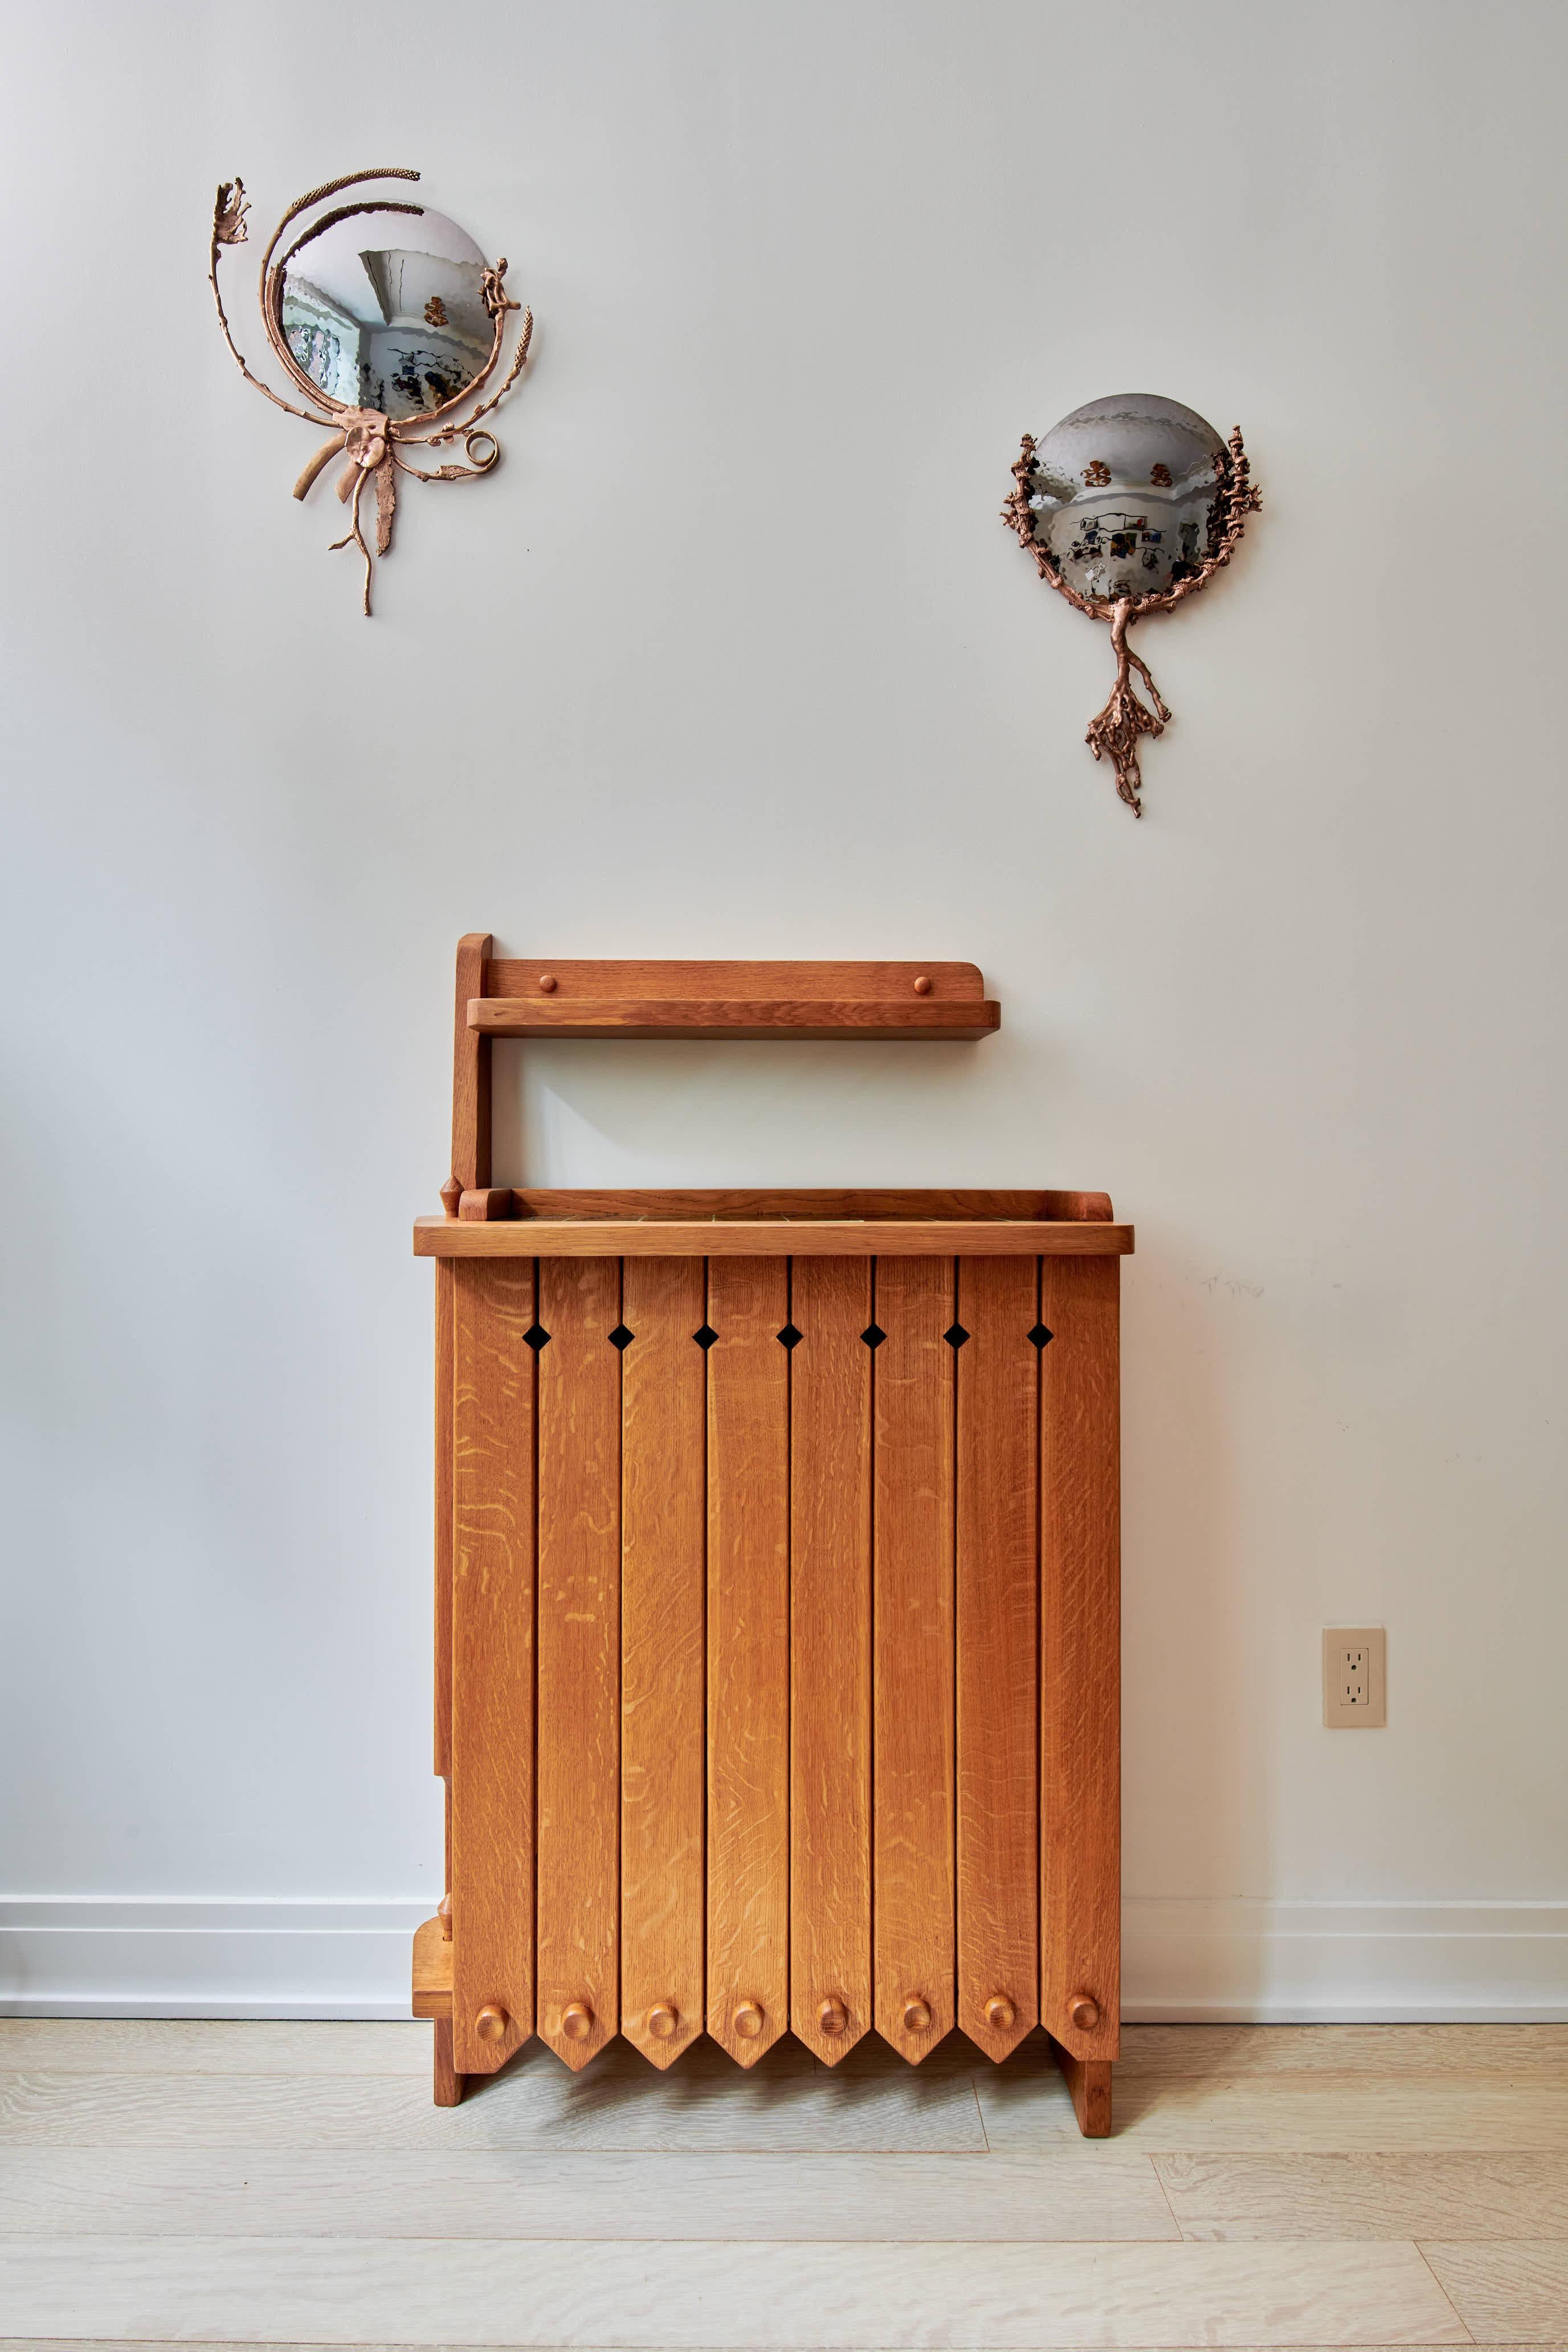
475 2005 508 2042
561 2000 594 2041
913 975 932 995
647 2003 678 2040
818 1997 848 2037
902 1996 933 2034
439 1175 462 1219
1069 1995 1100 2032
986 1995 1016 2032
733 1999 764 2039
538 973 558 993
438 1893 452 1941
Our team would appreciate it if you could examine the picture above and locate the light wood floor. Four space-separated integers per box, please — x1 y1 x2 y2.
1 2020 1564 2347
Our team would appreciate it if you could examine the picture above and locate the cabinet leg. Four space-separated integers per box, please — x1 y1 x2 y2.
433 2016 466 2108
1050 2036 1111 2137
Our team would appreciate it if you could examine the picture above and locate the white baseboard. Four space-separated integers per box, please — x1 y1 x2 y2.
2 1896 1565 2021
1122 1898 1568 2022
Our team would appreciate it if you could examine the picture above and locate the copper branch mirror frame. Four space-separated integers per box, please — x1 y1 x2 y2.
1002 394 1261 816
208 168 534 614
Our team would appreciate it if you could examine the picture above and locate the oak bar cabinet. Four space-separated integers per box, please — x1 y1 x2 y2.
411 936 1130 2135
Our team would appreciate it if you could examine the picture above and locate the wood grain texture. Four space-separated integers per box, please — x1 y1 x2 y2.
955 1253 1039 2064
1052 2038 1112 2137
469 996 1000 1040
1420 2239 1568 2341
872 1254 956 2064
534 1257 621 2072
705 1256 790 2068
1040 1253 1121 2065
487 957 987 1001
433 1259 454 1778
415 1216 1134 1259
511 1187 1115 1223
0 2233 1473 2346
450 1261 535 2077
1116 2023 1568 2077
619 1256 707 2071
410 1918 452 2019
789 1256 872 2065
431 2017 461 2108
450 932 491 1192
0 2145 1177 2241
1157 2150 1568 2239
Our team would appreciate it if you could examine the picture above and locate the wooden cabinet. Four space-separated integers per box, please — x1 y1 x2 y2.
411 942 1129 2135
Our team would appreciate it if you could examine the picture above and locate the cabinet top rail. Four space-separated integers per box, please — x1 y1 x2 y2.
469 997 999 1042
414 1216 1134 1259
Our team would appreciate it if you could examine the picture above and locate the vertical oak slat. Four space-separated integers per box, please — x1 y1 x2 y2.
434 1257 455 1780
450 932 491 1193
535 1257 622 2070
956 1254 1039 2060
789 1256 872 2065
620 1256 707 2068
1040 1253 1121 2067
706 1255 790 2067
451 1259 535 2075
872 1253 956 2063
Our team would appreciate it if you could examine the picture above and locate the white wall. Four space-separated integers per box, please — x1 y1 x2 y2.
2 0 1565 2019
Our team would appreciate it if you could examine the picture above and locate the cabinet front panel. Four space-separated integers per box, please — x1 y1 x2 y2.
871 1255 958 2063
956 1255 1040 2059
451 1260 536 2075
535 1257 622 2069
620 1256 707 2067
705 1256 791 2066
789 1256 873 2064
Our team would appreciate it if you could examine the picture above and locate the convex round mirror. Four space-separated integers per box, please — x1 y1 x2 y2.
208 169 534 614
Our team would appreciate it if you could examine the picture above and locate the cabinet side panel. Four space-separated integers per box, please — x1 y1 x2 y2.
620 1255 707 2068
789 1256 872 2064
872 1254 956 2063
434 1259 455 1780
1039 1254 1121 2061
535 1257 622 2069
706 1255 790 2067
956 1255 1039 2060
451 1259 536 2075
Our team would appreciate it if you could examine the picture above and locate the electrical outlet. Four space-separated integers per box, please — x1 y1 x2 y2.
1324 1627 1386 1727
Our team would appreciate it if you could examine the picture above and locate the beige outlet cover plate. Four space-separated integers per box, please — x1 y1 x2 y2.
1323 1627 1387 1727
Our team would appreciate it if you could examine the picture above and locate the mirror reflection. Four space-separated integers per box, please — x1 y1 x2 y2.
1023 394 1228 605
279 205 493 420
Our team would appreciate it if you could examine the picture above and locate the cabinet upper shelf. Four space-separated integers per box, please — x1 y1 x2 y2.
467 959 1001 1042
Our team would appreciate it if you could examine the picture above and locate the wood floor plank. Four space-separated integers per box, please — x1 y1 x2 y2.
1421 2239 1568 2342
0 2146 1175 2241
0 2022 432 2076
1118 2024 1568 2079
977 2037 1568 2150
619 1257 707 2072
0 2036 986 2153
0 2235 1472 2345
1158 2150 1568 2238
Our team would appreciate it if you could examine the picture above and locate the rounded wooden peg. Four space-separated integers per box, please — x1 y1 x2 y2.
902 1996 933 2034
912 974 932 995
818 1996 848 2037
647 2002 678 2040
733 1999 764 2039
439 1175 462 1219
986 1995 1016 2032
1069 1995 1100 2032
561 2000 594 2041
475 2004 508 2043
538 973 558 993
438 1893 453 1941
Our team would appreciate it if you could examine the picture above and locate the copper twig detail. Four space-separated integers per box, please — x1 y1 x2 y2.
1003 420 1261 814
207 169 534 613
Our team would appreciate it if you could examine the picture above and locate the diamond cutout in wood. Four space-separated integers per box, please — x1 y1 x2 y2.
693 1324 718 1350
524 1324 551 1351
944 1322 970 1349
1028 1322 1055 1349
777 1323 803 1350
609 1325 635 1351
861 1323 887 1350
